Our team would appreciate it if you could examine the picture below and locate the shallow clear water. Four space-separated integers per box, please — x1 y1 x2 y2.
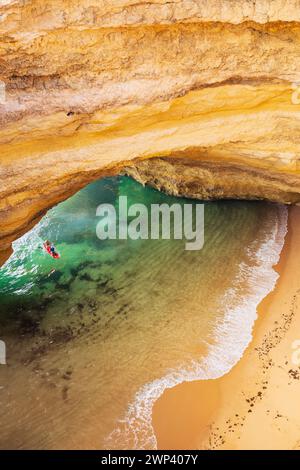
0 177 287 449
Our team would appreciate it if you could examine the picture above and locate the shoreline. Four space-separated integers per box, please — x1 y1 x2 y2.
153 205 300 450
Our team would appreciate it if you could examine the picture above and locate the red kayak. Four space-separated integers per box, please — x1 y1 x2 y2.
43 242 60 259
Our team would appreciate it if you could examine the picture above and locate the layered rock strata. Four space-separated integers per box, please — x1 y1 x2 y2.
1 1 300 263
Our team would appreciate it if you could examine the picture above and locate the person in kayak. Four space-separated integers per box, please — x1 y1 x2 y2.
44 240 60 258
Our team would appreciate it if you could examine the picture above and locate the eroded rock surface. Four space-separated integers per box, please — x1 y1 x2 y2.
1 1 300 264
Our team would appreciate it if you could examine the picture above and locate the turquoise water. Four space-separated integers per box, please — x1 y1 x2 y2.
0 177 287 449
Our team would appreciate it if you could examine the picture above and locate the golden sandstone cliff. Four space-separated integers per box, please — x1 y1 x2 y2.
1 0 300 264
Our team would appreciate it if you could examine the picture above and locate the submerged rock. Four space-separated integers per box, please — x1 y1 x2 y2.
1 1 300 264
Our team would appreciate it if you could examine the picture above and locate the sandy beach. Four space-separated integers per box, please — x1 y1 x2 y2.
153 205 300 450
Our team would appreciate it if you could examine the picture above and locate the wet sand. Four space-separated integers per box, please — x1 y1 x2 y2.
153 206 300 450
1 178 284 450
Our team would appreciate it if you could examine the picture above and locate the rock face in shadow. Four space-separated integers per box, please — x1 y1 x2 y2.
1 1 300 264
123 154 300 204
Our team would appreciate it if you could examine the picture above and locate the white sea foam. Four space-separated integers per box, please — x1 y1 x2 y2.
105 204 288 450
1 214 50 293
